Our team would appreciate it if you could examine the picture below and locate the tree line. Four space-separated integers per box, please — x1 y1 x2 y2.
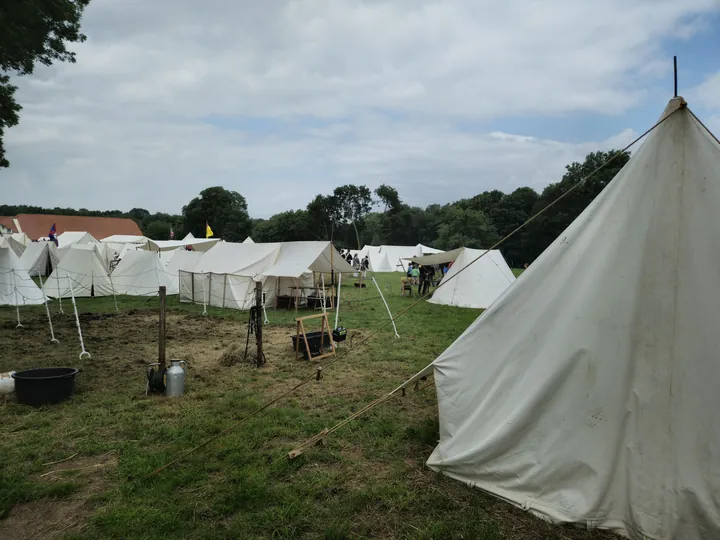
1 149 629 266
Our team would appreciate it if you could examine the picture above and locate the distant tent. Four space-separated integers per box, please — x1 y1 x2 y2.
368 250 394 272
111 251 177 296
182 232 195 241
243 236 255 244
100 234 149 258
19 241 60 277
377 245 425 271
44 248 115 298
411 247 515 309
0 247 44 305
408 97 720 539
56 231 98 248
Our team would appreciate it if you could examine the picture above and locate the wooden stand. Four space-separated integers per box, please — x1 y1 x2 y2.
294 312 336 361
255 281 263 367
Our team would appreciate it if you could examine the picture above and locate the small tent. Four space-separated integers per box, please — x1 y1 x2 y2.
243 236 255 244
411 247 515 309
59 242 113 272
56 231 98 248
377 245 424 271
44 248 115 298
19 241 60 276
0 247 44 305
111 251 178 296
409 97 720 539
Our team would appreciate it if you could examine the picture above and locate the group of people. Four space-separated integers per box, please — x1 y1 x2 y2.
340 249 369 277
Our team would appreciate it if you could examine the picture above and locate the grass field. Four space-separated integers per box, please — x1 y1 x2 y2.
0 271 616 540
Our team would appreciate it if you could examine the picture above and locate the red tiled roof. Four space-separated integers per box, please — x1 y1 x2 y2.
8 214 142 240
0 216 15 231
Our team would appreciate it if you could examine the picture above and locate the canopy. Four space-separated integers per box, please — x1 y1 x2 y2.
428 248 515 309
0 247 44 305
44 248 115 298
408 248 462 266
18 241 60 276
101 234 148 244
111 251 177 296
413 98 720 540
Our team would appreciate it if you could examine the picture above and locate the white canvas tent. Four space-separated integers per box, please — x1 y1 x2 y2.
44 248 115 298
180 241 353 310
409 98 720 539
144 238 219 252
57 231 98 248
377 245 424 271
411 247 515 309
111 251 178 296
0 235 27 258
101 235 149 258
59 242 113 272
0 247 44 305
243 236 255 244
368 249 394 272
18 241 60 276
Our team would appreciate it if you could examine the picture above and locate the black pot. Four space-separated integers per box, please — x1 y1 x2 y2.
12 368 79 406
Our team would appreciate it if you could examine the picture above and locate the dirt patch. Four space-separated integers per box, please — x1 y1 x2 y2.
0 452 117 540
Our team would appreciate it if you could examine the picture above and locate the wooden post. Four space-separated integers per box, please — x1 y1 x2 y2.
255 281 263 368
222 274 227 308
159 286 166 369
191 273 195 303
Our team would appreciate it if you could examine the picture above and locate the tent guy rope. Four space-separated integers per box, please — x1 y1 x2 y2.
143 106 680 478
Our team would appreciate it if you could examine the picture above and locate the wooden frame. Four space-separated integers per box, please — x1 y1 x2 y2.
294 312 336 361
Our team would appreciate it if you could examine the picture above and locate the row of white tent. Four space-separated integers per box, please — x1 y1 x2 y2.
348 244 443 272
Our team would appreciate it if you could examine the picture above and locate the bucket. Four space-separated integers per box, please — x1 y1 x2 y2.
0 371 15 394
12 368 79 406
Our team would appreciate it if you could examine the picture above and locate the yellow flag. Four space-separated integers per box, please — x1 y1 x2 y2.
206 223 214 238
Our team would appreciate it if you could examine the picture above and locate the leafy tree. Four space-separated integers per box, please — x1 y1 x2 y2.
144 220 171 240
306 194 334 241
182 186 250 241
489 187 539 266
252 210 309 242
1 0 91 167
375 184 401 213
435 207 499 251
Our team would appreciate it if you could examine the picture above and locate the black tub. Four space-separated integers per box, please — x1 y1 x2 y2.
291 331 333 360
12 368 79 406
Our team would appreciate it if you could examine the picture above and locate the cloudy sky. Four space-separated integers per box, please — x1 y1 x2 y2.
4 0 720 218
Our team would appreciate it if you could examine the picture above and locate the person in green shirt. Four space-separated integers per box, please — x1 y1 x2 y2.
410 264 420 286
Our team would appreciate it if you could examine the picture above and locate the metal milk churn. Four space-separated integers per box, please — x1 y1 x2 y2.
165 360 187 397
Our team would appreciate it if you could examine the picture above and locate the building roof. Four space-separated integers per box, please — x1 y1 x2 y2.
5 214 142 241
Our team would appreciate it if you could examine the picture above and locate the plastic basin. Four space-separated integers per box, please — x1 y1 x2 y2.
12 368 79 406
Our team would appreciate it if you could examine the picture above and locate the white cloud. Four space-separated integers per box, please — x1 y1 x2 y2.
2 0 718 217
689 72 720 110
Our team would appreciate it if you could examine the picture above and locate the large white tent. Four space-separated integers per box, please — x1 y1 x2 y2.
409 98 720 539
18 241 60 277
44 248 115 298
0 247 44 305
57 231 98 248
411 247 515 309
180 241 353 310
111 251 178 296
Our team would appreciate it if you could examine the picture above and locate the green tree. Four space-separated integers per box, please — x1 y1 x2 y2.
182 186 251 241
521 150 630 262
489 187 539 266
375 184 401 212
252 210 309 242
435 207 499 251
144 220 171 240
1 0 91 167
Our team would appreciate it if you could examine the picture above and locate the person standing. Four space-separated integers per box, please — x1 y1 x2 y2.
411 264 420 287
